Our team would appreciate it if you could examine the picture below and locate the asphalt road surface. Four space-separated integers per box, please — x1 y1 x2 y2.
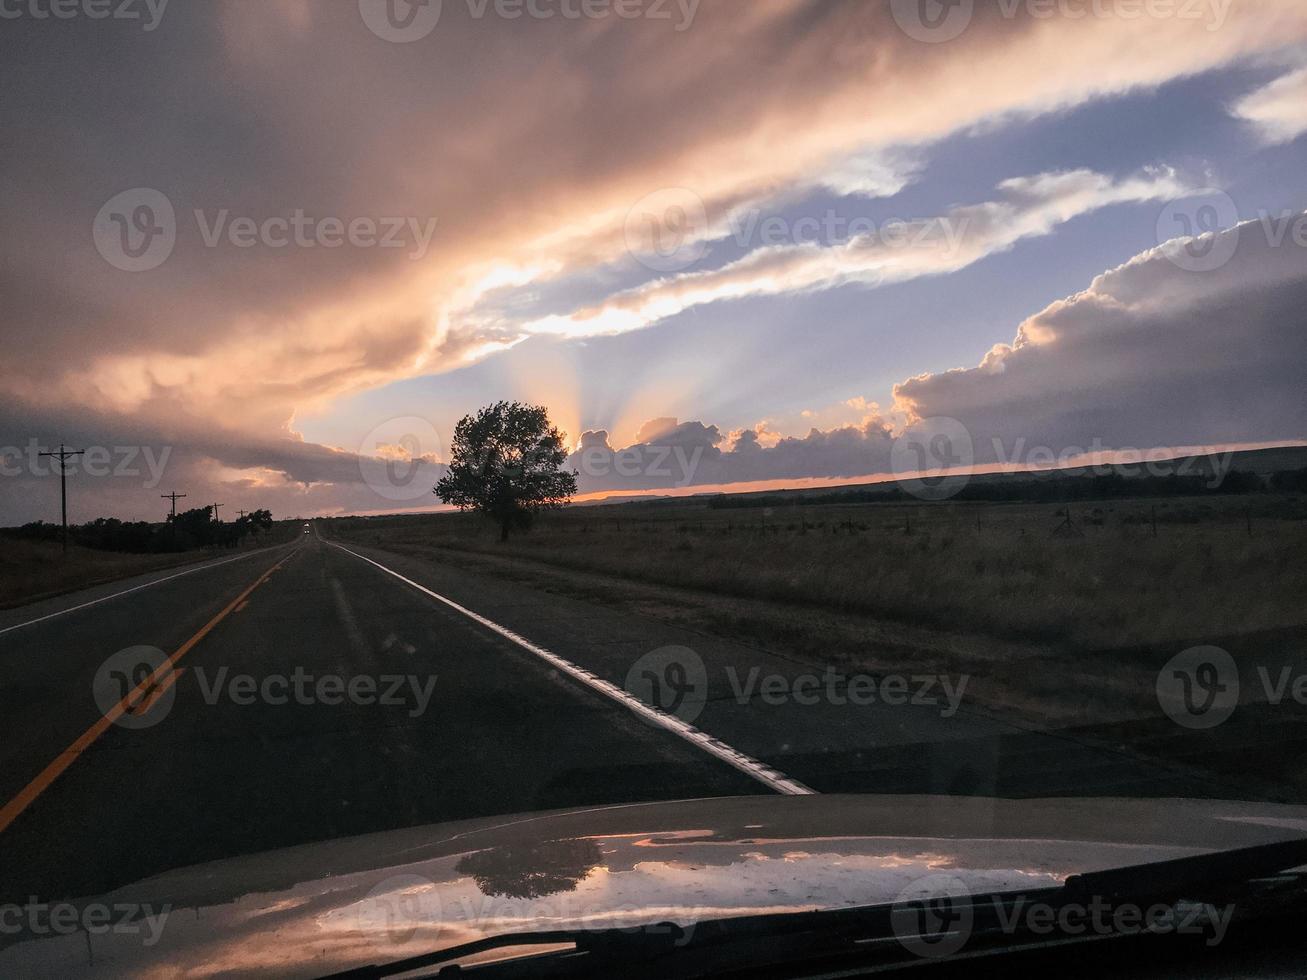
0 526 1215 905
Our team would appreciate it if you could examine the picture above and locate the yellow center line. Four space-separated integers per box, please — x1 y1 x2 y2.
0 547 298 837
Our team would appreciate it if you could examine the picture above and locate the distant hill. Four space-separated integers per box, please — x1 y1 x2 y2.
577 444 1307 512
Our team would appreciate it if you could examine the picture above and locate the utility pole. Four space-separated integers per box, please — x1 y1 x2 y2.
237 509 248 520
38 443 83 554
161 490 187 520
212 503 224 524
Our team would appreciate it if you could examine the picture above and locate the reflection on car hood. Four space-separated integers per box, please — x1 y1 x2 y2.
7 794 1307 978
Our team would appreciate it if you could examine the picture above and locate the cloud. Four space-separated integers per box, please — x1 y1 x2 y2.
569 415 896 493
5 2 1307 520
894 213 1307 459
1231 66 1307 144
521 168 1189 339
5 2 1306 447
559 215 1307 496
7 201 1305 522
809 147 922 200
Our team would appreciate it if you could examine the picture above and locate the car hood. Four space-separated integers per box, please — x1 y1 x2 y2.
7 794 1307 978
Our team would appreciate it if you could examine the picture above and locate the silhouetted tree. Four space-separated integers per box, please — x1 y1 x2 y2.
171 506 216 548
236 508 274 536
455 839 603 899
435 401 577 541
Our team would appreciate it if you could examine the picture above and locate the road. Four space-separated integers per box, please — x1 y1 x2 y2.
0 526 1215 905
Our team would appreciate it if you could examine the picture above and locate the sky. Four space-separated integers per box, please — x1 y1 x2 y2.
2 0 1306 523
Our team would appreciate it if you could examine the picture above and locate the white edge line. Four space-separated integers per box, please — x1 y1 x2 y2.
328 540 815 797
0 543 296 637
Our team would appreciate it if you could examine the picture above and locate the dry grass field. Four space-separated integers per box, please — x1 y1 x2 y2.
331 494 1307 652
327 492 1307 795
0 539 210 608
0 524 300 608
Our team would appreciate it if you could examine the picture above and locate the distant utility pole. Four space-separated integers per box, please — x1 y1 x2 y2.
161 490 187 520
212 503 224 524
237 509 248 520
38 443 83 554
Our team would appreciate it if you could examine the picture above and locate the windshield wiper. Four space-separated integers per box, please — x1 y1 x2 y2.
320 835 1307 979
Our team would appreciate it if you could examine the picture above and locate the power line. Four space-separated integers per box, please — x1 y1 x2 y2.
38 444 83 554
161 490 187 520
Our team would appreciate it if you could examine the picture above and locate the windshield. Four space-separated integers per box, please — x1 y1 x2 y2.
2 2 1306 978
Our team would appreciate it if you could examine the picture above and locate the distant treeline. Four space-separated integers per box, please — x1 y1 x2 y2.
708 468 1307 510
4 507 274 553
